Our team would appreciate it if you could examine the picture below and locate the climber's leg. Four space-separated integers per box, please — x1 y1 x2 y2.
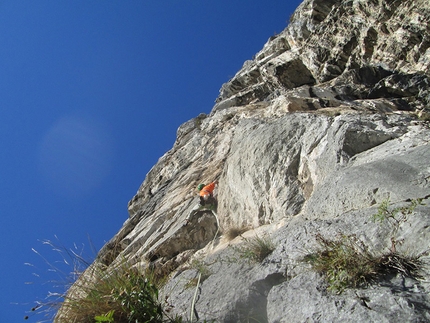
207 196 217 210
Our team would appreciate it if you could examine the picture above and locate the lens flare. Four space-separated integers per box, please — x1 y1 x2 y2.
38 115 114 198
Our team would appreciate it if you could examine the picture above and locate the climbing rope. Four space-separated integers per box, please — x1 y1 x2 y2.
189 209 220 322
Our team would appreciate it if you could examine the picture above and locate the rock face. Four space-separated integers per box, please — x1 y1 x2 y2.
57 0 430 322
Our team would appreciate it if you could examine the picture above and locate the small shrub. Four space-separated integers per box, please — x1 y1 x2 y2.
305 233 426 294
372 199 391 223
372 198 423 225
28 239 182 322
60 262 164 323
305 234 377 293
372 198 425 252
94 310 115 323
234 234 275 263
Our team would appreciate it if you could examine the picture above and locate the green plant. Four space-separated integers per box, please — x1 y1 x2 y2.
25 237 95 322
305 234 377 293
305 233 426 294
234 234 275 263
59 261 166 323
95 310 115 322
372 198 425 252
372 198 423 225
27 238 215 323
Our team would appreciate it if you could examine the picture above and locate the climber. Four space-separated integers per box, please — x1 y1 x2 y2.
198 181 217 205
184 180 218 226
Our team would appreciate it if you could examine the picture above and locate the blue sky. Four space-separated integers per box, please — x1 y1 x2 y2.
0 1 302 321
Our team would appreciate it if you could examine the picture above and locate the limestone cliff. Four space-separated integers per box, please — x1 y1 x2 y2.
56 0 430 322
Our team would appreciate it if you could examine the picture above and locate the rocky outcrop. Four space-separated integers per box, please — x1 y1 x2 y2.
216 0 430 110
56 0 430 322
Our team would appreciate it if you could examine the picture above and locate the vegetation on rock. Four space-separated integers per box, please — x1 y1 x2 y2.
306 199 428 294
233 234 276 263
56 261 181 323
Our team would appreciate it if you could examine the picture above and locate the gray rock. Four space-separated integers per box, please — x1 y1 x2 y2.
55 0 430 322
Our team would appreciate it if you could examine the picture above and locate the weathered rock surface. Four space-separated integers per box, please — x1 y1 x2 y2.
56 0 430 322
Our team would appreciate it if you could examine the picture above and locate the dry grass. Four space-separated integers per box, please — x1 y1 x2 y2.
56 262 165 323
224 226 249 241
27 238 183 323
234 234 276 263
305 233 426 293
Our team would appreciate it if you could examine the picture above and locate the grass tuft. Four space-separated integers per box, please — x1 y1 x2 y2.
224 226 249 241
26 238 186 323
25 237 94 322
305 233 426 293
371 198 424 232
234 234 275 263
57 261 165 323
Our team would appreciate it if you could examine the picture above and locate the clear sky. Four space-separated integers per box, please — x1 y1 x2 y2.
0 1 302 322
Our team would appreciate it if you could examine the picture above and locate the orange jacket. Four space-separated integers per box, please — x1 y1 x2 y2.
199 182 216 197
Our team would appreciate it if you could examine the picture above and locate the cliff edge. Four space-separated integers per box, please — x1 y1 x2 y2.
56 0 430 322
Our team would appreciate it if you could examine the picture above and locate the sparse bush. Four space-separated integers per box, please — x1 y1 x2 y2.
305 233 426 294
59 262 164 323
372 198 425 252
372 198 423 226
224 226 248 241
305 234 378 293
26 238 185 323
234 234 275 263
